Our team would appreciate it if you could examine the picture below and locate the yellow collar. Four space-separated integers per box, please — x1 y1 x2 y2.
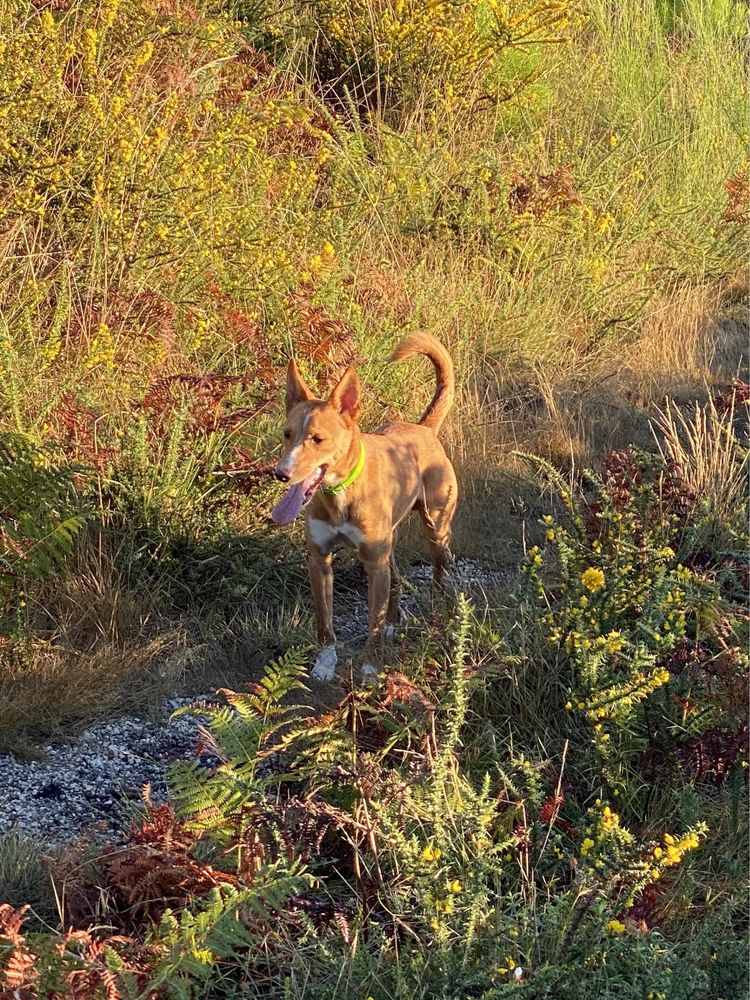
323 442 365 494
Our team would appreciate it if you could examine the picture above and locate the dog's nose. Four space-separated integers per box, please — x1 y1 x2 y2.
274 469 290 483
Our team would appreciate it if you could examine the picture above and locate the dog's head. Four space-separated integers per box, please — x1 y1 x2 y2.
271 361 360 524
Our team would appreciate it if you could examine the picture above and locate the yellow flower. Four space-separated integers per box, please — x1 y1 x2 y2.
581 567 605 592
422 845 442 863
598 805 620 832
607 919 626 935
588 256 608 285
40 10 56 35
580 837 595 855
446 879 462 894
605 631 624 653
134 40 155 67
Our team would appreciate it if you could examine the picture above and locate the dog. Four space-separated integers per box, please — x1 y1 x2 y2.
271 333 458 682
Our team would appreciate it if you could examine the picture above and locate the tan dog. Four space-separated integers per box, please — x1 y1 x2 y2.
272 333 458 682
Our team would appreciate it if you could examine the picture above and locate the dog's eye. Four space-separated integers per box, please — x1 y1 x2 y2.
311 435 324 445
283 430 291 440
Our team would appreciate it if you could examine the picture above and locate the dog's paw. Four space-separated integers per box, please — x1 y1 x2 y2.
311 645 338 682
360 662 379 685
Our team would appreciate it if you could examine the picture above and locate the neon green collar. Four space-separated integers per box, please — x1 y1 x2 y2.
323 442 365 494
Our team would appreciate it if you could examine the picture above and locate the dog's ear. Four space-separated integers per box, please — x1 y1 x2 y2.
329 367 361 422
286 359 315 412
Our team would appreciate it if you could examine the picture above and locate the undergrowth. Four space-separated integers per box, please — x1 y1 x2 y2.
1 429 747 997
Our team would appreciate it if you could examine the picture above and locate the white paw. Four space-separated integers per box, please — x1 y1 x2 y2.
311 645 337 682
360 662 379 685
384 624 397 639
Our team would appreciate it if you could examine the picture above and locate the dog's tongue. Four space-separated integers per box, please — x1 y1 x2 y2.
271 470 321 526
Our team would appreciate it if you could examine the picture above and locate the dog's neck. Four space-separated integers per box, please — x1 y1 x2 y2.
329 426 362 485
321 427 362 510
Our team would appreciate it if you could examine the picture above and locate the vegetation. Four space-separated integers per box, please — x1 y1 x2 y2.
2 438 748 997
0 0 747 997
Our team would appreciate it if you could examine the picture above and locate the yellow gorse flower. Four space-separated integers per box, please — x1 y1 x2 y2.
581 567 605 592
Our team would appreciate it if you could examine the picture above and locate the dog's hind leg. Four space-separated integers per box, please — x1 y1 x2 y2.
386 549 402 627
418 469 458 590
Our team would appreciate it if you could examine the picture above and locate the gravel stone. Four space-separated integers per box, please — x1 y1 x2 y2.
336 556 512 640
0 699 216 848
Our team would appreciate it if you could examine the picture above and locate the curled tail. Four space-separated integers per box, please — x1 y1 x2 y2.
390 333 455 434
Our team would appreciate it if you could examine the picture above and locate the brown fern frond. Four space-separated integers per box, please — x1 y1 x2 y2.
723 170 749 225
0 904 37 992
675 724 748 784
508 163 582 219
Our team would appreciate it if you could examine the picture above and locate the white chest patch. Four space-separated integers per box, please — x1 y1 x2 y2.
308 517 364 552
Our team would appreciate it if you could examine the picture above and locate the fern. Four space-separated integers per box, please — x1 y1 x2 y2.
171 649 312 845
174 648 309 762
146 865 309 998
0 433 87 614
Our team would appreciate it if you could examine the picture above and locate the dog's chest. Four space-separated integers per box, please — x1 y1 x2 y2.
308 516 364 553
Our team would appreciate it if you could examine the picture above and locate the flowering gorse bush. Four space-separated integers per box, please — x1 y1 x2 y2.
518 445 748 796
0 0 337 423
523 459 700 716
265 0 584 117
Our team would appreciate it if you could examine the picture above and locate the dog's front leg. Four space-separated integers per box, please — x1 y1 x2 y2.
361 545 391 681
309 547 337 682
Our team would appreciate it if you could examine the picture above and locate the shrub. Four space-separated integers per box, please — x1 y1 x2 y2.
272 0 585 118
515 444 748 800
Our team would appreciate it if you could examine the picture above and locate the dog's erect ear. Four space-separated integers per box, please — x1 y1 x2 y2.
286 359 315 412
328 367 361 422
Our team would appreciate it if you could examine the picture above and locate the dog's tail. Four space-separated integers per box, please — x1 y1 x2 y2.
390 333 455 434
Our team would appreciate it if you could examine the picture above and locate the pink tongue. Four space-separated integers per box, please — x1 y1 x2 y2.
271 484 307 525
271 471 321 526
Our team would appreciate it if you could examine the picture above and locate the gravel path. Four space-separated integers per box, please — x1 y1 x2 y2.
336 556 512 640
0 699 217 848
0 559 510 849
